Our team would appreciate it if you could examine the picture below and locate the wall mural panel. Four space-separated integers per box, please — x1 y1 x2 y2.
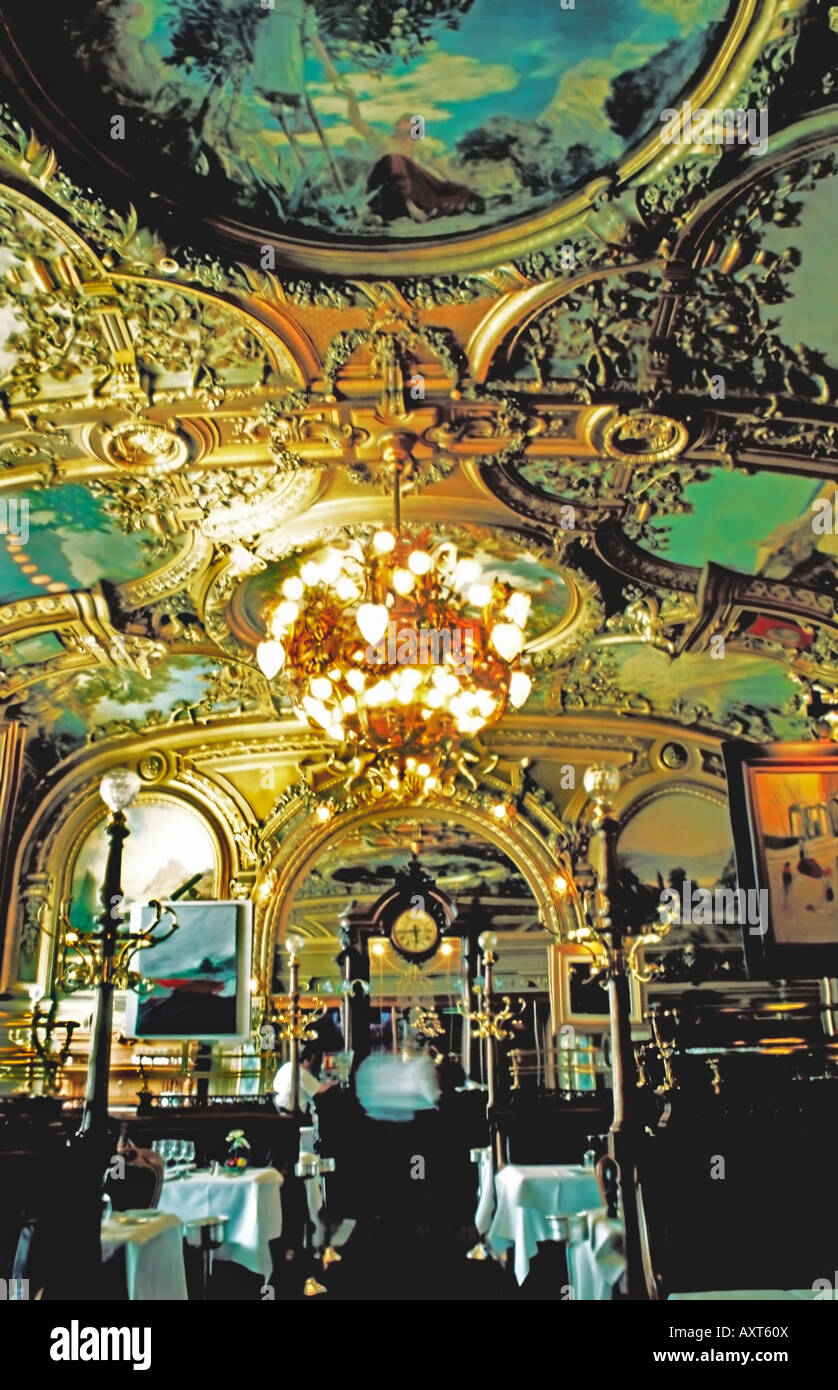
67 797 219 932
617 788 736 945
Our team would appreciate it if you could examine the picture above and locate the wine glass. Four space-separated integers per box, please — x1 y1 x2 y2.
160 1138 175 1170
184 1140 195 1168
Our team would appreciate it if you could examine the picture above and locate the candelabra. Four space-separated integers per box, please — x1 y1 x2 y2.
566 762 676 1301
457 931 522 1176
61 768 179 1140
8 985 80 1095
272 934 327 1117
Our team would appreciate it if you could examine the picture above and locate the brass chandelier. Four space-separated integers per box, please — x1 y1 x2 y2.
256 509 533 787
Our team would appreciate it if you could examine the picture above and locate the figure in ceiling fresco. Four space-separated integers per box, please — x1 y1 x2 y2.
342 97 484 224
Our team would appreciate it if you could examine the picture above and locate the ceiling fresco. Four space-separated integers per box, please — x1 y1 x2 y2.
0 0 837 980
1 0 729 253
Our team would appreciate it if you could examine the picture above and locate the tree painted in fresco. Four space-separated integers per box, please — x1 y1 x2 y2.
167 0 478 82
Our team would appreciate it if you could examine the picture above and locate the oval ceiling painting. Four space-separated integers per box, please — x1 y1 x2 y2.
1 0 732 268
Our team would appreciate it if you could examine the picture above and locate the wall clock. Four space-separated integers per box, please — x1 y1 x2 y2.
368 857 455 966
390 905 442 965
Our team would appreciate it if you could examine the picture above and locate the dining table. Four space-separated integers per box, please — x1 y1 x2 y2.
101 1211 188 1301
157 1166 283 1281
485 1163 603 1286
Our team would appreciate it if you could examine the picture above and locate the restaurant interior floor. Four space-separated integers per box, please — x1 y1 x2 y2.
211 1218 562 1302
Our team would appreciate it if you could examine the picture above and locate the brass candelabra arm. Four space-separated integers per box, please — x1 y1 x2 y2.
509 1048 522 1091
270 997 328 1042
114 901 179 977
648 1006 680 1094
458 992 523 1040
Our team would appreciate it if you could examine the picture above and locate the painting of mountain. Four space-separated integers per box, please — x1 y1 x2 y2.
69 800 219 930
124 900 252 1040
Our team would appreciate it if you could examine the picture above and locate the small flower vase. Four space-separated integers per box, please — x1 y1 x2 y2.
224 1130 250 1174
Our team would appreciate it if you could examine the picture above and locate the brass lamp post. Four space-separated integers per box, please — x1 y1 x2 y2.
573 762 674 1300
60 768 179 1139
458 931 520 1168
271 934 327 1116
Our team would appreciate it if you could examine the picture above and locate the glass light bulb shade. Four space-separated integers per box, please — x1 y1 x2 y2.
275 600 299 627
407 550 433 576
392 568 415 595
455 559 481 587
467 583 492 607
336 577 360 602
301 695 330 727
373 530 396 553
478 930 499 953
285 933 306 959
27 984 44 1003
346 668 366 692
100 766 141 812
504 592 531 628
583 762 621 798
356 603 389 646
366 679 397 707
257 640 285 679
309 675 333 701
508 670 532 708
490 622 524 662
300 561 321 586
282 576 304 600
319 551 343 583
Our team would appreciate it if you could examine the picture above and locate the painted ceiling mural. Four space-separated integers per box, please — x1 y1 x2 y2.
2 0 728 248
0 0 836 973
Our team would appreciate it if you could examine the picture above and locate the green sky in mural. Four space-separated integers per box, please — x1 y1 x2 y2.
0 485 164 604
656 471 819 574
762 178 838 367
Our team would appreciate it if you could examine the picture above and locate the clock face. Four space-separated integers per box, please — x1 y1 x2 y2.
390 908 440 960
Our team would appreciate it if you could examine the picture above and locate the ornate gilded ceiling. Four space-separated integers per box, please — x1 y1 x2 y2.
0 0 837 978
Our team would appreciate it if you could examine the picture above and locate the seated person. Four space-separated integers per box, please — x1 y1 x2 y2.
273 1043 335 1117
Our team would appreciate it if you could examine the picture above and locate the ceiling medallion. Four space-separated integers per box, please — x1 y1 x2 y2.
255 487 533 794
601 411 689 464
101 420 190 476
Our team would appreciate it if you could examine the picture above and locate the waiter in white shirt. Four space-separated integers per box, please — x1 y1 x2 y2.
273 1043 335 1117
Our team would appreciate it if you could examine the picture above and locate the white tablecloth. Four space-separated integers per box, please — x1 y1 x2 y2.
670 1289 824 1301
157 1168 283 1280
101 1212 187 1301
299 1126 325 1228
566 1210 626 1300
487 1164 602 1285
473 1147 495 1236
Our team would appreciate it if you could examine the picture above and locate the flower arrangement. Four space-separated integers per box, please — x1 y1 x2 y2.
224 1130 250 1173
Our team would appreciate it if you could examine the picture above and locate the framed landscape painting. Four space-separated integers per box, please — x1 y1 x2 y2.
123 900 253 1042
723 741 838 979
